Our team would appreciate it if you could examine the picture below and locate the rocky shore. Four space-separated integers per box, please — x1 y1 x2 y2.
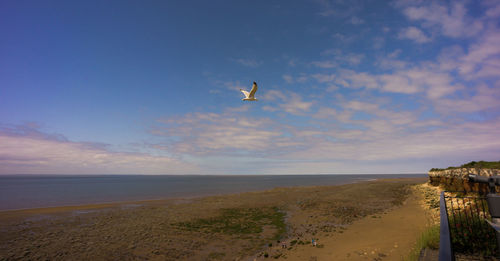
0 178 426 261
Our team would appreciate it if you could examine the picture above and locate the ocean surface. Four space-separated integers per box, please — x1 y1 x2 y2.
0 174 426 211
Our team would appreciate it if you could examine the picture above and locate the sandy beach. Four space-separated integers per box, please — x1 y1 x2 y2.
0 178 431 260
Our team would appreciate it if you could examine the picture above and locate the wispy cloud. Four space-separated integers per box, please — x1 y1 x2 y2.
349 16 364 25
282 74 294 84
485 2 500 17
3 0 499 175
434 84 500 114
314 49 364 67
315 0 364 20
231 58 263 67
154 111 296 155
262 90 314 115
398 1 484 38
282 74 307 84
331 33 357 43
311 60 337 68
372 36 385 49
282 118 500 164
0 125 198 174
311 73 335 83
147 102 498 173
458 29 500 78
311 54 465 99
398 26 431 43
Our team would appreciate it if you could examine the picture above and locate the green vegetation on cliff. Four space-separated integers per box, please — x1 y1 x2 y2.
430 160 500 172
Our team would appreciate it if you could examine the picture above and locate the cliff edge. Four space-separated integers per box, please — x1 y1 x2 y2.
428 161 500 192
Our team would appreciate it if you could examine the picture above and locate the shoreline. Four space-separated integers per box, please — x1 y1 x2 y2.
0 174 426 212
0 177 428 260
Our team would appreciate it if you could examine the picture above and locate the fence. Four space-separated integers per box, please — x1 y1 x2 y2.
439 191 498 260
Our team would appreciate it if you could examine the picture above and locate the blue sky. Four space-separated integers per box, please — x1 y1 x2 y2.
1 0 499 174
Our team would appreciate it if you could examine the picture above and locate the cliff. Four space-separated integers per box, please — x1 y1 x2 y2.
428 168 500 193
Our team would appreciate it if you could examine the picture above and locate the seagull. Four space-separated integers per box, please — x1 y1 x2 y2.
240 81 258 101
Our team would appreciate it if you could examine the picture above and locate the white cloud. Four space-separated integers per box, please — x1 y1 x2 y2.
400 1 483 38
486 4 500 17
320 49 364 65
372 36 385 49
146 86 500 174
344 100 379 112
296 75 308 83
375 58 408 70
282 94 314 114
388 49 402 58
263 89 287 101
283 74 294 84
332 33 356 43
311 60 337 68
207 79 250 95
337 100 419 127
341 70 379 89
310 58 462 98
0 127 198 174
458 30 500 78
315 0 363 19
281 118 500 163
434 85 500 113
263 90 314 115
282 73 308 84
154 112 292 155
398 26 431 43
344 53 364 65
311 73 335 83
350 16 364 25
313 107 338 119
231 58 262 67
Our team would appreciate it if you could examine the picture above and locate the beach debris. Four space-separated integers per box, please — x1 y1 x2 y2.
240 82 258 101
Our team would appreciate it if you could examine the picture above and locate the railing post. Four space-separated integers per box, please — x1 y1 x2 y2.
486 193 500 255
439 191 455 261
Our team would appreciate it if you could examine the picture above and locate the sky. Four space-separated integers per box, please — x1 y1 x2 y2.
1 0 499 175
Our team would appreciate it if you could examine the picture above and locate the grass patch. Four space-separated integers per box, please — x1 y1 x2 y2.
430 160 500 171
407 224 440 261
448 209 497 257
174 207 286 240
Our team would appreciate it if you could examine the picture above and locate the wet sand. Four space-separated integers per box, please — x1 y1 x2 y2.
0 178 429 260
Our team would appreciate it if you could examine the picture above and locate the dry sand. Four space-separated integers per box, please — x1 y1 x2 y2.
0 178 431 260
286 184 434 261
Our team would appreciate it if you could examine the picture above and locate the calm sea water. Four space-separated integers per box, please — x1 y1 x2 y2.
0 174 426 211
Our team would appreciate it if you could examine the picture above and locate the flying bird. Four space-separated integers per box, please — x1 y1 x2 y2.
240 82 258 101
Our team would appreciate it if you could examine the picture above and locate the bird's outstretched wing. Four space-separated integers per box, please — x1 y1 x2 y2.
240 89 250 98
249 82 258 98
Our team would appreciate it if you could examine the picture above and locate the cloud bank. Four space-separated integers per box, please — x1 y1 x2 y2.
0 125 198 174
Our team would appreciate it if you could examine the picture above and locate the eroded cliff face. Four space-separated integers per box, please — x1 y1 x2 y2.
428 168 500 193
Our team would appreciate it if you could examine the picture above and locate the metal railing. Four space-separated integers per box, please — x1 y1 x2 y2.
439 191 454 261
439 191 498 260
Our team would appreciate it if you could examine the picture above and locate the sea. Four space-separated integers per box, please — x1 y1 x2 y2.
0 174 426 211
